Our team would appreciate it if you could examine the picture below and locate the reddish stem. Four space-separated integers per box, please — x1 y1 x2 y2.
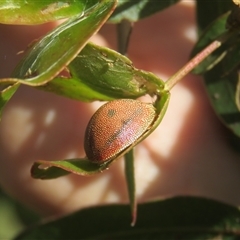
165 31 232 91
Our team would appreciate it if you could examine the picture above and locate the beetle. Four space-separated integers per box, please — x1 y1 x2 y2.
84 99 156 164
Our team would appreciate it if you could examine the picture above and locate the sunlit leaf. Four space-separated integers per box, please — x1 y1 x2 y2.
0 0 97 25
10 0 116 85
109 0 180 23
0 0 116 120
15 197 240 239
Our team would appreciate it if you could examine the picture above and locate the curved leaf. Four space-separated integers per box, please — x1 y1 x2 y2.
15 197 240 239
0 0 116 120
31 91 170 180
38 42 165 101
0 0 96 25
11 0 116 85
31 158 111 179
0 83 19 118
109 0 180 23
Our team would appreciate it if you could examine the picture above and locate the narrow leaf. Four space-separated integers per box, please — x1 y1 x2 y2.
10 0 116 85
0 83 20 118
117 19 133 55
124 149 137 226
31 158 111 179
236 74 240 112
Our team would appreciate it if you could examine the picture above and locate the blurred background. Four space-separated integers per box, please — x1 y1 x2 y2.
0 188 40 239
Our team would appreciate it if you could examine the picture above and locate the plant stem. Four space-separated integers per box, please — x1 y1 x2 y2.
164 31 232 91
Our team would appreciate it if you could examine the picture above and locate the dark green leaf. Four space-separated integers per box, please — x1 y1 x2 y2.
109 0 180 23
194 0 240 139
31 158 112 179
39 42 164 101
31 163 70 179
221 37 240 79
0 0 97 25
117 19 133 55
191 12 231 75
203 59 240 137
196 0 233 34
15 197 240 239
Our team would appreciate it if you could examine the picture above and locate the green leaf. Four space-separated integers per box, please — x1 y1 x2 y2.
124 149 136 226
15 197 240 239
0 83 20 119
194 1 240 139
38 75 115 102
222 39 240 76
191 12 231 75
31 158 112 179
0 0 97 25
203 58 240 137
109 0 180 23
116 19 133 55
10 0 116 85
150 91 170 135
236 75 240 112
38 42 164 101
196 0 232 34
0 0 116 120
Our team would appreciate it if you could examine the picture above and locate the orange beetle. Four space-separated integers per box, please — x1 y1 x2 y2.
84 99 156 164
